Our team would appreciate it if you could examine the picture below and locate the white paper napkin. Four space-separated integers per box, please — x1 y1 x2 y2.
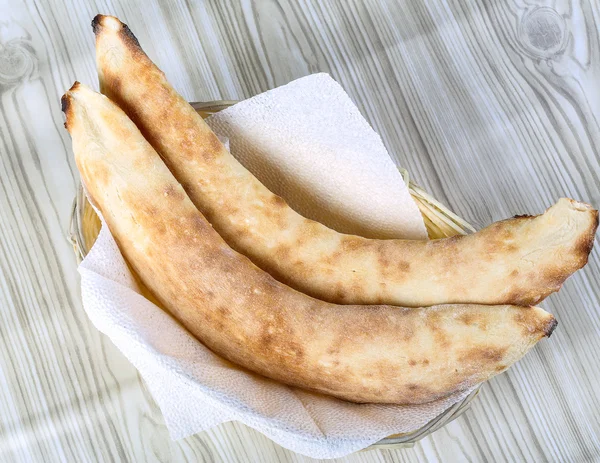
206 73 427 240
78 74 475 458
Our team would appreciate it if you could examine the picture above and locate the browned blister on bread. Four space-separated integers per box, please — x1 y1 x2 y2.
93 14 597 308
62 82 556 404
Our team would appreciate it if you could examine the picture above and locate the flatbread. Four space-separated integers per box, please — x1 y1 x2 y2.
62 82 557 404
93 15 597 307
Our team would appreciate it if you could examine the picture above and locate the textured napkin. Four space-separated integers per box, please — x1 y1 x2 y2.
206 73 426 240
78 74 475 458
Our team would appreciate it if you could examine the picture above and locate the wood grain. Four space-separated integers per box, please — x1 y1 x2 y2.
0 0 598 461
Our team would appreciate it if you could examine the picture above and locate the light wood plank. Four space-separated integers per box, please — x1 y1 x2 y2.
0 0 598 461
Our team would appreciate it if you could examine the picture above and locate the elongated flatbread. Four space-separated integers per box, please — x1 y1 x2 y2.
93 15 597 308
62 82 557 404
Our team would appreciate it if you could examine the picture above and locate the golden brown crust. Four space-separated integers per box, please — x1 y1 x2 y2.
61 81 81 129
93 15 598 308
92 14 140 48
63 83 556 404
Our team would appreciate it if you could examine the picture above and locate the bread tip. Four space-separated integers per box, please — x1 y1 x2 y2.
60 92 69 112
588 203 598 229
557 197 596 214
61 81 80 115
61 82 89 130
60 93 70 129
92 14 123 34
545 316 558 338
92 14 140 49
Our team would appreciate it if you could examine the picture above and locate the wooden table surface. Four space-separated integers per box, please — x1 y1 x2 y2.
1 0 599 461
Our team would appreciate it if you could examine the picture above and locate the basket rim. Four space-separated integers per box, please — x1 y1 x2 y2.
66 99 481 450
